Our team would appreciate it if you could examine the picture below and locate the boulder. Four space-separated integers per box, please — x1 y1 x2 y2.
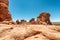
21 20 26 23
37 12 52 25
16 20 20 24
29 18 36 24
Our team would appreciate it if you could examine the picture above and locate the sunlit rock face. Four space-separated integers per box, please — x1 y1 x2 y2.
0 0 12 22
36 12 52 25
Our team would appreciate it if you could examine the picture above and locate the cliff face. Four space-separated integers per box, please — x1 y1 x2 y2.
0 0 12 21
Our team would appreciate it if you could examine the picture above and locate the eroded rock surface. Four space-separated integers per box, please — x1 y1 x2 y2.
29 18 36 24
37 12 52 25
0 0 12 22
0 24 60 40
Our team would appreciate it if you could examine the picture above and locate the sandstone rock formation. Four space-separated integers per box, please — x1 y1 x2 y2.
16 20 20 24
29 18 36 24
0 0 52 25
20 19 27 24
37 12 52 25
15 12 52 25
0 0 12 22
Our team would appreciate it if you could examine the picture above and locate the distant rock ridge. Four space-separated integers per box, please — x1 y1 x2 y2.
15 12 52 25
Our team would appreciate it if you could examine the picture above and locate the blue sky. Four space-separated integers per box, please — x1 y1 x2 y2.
9 0 60 22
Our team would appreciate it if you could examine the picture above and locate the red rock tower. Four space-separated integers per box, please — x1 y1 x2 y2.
0 0 12 21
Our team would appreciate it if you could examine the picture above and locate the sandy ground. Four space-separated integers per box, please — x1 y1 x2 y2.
0 24 60 40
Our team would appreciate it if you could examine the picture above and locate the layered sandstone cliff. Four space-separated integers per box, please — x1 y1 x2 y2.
0 0 12 21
